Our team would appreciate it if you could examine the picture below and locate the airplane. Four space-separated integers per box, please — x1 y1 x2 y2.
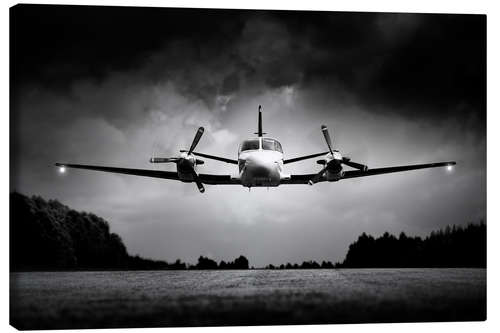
55 105 456 193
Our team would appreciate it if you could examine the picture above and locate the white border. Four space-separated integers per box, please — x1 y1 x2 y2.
2 1 498 333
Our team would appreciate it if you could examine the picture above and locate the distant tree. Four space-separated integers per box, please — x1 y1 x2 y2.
193 256 218 270
321 261 334 268
217 256 250 269
298 260 320 269
233 255 249 269
127 255 169 270
169 259 187 270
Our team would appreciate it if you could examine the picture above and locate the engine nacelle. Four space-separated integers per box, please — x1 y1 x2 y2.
325 169 344 182
325 151 343 181
315 150 344 182
325 159 343 182
176 153 197 182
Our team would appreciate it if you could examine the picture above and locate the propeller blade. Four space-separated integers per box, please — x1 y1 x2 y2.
150 157 179 163
321 125 334 154
342 158 368 171
188 127 205 155
184 163 205 193
194 179 205 193
190 168 205 193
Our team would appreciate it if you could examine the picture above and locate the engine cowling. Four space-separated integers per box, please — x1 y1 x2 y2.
176 153 197 182
325 160 343 181
325 169 343 182
322 151 343 181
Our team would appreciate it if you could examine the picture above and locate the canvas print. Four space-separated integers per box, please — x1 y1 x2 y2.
10 4 486 330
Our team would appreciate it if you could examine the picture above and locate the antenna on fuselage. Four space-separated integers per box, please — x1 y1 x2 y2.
254 105 267 137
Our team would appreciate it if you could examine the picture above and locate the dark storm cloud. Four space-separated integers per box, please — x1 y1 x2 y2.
278 12 485 119
12 5 485 121
10 5 245 89
10 5 486 266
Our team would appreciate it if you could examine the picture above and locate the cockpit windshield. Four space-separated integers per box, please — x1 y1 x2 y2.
262 138 283 153
240 139 260 151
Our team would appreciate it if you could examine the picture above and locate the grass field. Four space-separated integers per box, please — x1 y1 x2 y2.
10 268 486 329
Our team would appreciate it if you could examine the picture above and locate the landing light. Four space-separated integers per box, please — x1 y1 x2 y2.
59 166 66 174
447 165 453 172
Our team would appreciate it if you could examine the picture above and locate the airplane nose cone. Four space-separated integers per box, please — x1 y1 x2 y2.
241 154 281 187
244 155 280 178
252 163 271 177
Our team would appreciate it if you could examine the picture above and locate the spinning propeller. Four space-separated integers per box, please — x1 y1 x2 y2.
309 125 368 185
149 127 206 192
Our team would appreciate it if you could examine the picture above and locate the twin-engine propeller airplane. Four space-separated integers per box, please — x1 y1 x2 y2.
56 105 456 193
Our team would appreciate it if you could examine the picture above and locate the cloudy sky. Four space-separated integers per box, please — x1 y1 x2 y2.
10 5 486 266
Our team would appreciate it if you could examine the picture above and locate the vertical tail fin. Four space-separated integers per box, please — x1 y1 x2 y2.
255 105 266 137
258 105 263 137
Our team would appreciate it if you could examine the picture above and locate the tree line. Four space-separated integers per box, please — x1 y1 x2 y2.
10 192 485 270
335 222 486 268
10 192 249 271
127 255 250 270
256 223 485 269
265 261 334 269
189 255 249 269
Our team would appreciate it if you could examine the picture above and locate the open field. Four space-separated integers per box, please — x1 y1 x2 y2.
10 268 486 329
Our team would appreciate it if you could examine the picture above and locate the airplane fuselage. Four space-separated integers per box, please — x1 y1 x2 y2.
237 137 288 187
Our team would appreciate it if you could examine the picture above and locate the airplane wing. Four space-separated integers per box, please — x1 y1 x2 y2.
192 152 238 164
280 174 318 184
55 163 240 185
283 152 329 164
341 161 456 179
281 161 456 184
198 174 240 185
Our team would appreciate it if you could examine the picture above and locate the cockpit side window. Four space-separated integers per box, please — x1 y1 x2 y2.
262 138 274 151
262 138 283 153
275 141 283 153
240 139 260 151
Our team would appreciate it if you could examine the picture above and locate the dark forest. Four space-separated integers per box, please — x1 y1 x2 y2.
10 192 249 271
336 223 486 268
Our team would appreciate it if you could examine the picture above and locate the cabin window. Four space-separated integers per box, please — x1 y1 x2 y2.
240 139 260 151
